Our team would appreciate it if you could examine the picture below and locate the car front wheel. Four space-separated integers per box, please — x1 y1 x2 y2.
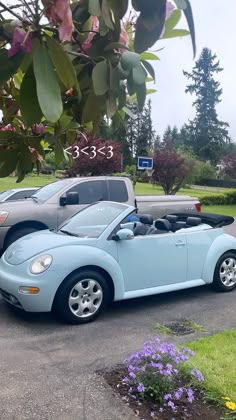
213 252 236 292
53 270 110 324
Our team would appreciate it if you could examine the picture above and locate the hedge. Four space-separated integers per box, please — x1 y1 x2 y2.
200 190 236 206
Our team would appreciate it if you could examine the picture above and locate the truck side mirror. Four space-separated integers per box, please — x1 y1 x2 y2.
60 192 79 206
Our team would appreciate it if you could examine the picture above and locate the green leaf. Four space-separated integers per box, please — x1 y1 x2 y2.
127 75 136 96
82 89 104 123
92 60 109 96
0 49 24 86
16 145 33 182
0 130 21 141
46 36 80 95
173 0 196 56
162 29 189 39
164 9 181 33
104 42 130 52
146 88 157 94
141 60 155 82
88 0 101 16
140 52 160 61
101 0 114 30
108 0 129 19
33 42 63 123
20 65 43 126
120 51 140 70
54 141 67 165
136 83 146 111
67 130 77 145
132 64 147 85
106 91 117 118
0 150 18 177
123 106 136 119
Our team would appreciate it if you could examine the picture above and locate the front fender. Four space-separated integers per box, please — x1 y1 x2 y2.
49 245 125 301
202 233 236 284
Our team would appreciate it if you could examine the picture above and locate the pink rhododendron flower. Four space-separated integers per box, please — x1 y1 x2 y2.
8 28 32 58
42 0 74 41
82 16 129 53
32 124 45 135
0 124 16 132
161 1 175 37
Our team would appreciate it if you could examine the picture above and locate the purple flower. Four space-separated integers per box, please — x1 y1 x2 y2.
186 388 194 403
191 369 204 382
164 393 172 400
137 383 145 393
129 372 136 379
168 400 176 411
174 388 184 400
150 411 155 417
122 376 129 384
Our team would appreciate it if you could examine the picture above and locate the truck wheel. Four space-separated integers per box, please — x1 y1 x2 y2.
53 270 110 324
5 227 39 249
213 252 236 292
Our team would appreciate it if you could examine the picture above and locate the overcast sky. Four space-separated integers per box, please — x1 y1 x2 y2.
150 0 236 140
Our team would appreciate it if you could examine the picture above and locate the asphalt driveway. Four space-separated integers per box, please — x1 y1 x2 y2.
0 221 236 419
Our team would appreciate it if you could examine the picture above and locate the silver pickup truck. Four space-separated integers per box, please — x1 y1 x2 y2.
0 176 200 251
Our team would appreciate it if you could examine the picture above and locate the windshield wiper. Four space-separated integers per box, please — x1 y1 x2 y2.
30 195 39 202
60 229 80 237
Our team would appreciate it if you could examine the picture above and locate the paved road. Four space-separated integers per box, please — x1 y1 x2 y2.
0 222 236 420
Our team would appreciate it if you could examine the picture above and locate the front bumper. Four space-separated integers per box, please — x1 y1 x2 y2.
0 258 56 312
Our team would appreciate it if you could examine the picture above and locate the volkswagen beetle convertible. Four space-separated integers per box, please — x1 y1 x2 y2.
0 201 235 324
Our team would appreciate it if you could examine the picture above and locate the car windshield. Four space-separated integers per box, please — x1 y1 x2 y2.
59 202 127 238
0 190 12 201
30 180 69 203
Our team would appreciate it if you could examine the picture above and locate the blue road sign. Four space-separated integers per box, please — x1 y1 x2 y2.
138 156 153 170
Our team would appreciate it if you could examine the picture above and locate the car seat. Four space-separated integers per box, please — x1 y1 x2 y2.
133 214 153 236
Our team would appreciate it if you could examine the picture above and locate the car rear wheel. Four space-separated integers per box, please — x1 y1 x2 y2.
5 227 39 249
53 270 110 324
213 252 236 292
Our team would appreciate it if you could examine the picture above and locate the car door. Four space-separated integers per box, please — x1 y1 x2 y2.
116 232 187 292
185 228 214 281
57 180 108 226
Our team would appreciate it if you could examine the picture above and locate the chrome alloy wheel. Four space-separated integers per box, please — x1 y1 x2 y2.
68 279 103 318
219 257 236 287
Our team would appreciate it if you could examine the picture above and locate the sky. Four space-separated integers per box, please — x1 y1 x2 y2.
150 0 236 140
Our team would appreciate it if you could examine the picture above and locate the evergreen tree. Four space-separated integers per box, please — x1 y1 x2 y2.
183 48 229 163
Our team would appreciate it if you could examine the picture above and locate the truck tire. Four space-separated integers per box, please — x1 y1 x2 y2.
5 227 39 249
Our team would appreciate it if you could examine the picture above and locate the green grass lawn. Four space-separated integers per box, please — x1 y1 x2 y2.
202 205 236 216
135 182 229 198
0 175 57 191
185 330 236 402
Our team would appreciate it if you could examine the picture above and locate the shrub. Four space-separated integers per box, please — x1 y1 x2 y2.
200 190 236 206
122 338 204 415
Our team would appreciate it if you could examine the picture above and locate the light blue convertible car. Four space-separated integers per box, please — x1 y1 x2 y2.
0 201 235 324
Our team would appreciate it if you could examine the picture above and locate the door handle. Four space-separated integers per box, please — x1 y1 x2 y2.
175 240 185 247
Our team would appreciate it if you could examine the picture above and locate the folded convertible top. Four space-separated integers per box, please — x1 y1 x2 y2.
165 212 234 227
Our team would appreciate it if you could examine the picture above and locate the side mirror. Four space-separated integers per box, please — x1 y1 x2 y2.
60 192 79 206
113 228 134 241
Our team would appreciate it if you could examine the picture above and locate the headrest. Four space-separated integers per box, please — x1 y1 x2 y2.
165 215 178 223
155 219 172 231
186 217 202 226
175 221 186 230
139 214 153 225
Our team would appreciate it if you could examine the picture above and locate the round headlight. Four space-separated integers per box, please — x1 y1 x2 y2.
30 255 52 274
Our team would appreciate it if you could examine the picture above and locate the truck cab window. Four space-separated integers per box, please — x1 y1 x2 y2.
68 180 108 204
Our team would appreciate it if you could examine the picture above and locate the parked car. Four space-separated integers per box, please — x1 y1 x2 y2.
0 187 38 202
0 202 235 324
0 177 200 252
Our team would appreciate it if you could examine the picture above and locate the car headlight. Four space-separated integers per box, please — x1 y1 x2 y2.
0 211 9 225
30 255 52 274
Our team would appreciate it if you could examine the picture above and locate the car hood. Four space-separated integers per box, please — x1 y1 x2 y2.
0 199 37 211
3 230 98 265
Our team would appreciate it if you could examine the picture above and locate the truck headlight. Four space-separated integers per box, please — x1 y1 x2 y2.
0 211 9 225
30 255 52 274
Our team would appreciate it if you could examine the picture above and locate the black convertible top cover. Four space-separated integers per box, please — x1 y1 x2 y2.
164 212 234 228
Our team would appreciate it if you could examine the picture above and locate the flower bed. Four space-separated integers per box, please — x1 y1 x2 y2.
103 338 225 419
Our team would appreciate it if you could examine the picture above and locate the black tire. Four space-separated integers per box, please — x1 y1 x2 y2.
53 270 111 324
213 252 236 292
5 227 39 249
